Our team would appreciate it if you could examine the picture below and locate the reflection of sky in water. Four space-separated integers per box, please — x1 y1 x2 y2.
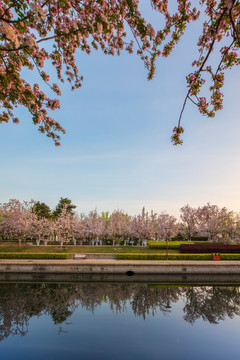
1 286 240 360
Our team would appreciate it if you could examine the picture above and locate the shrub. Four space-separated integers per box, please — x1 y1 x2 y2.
221 254 240 260
116 253 240 260
171 233 184 241
0 253 70 259
148 241 194 249
190 236 209 242
170 237 182 242
116 253 212 260
180 244 240 253
105 239 113 245
117 253 165 260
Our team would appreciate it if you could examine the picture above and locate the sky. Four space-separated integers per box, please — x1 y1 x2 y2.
1 4 240 219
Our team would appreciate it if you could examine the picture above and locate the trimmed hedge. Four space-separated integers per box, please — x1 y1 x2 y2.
221 254 240 260
190 236 209 242
116 253 240 260
0 253 70 259
148 240 195 249
180 244 240 254
148 284 191 288
116 253 211 260
170 237 184 241
170 236 208 242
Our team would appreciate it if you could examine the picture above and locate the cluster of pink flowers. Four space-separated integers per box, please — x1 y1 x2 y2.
171 126 184 145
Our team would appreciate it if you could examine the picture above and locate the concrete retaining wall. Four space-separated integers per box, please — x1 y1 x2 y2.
0 260 240 275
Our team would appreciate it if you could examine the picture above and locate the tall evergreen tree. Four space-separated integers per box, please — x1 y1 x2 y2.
32 202 52 220
53 198 76 219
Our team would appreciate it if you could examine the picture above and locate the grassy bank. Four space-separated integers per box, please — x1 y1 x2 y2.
0 253 70 259
0 243 179 254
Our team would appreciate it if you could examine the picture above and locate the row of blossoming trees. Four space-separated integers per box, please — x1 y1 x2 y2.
0 199 240 246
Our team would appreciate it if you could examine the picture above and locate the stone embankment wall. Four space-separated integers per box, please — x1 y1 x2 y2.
0 260 240 275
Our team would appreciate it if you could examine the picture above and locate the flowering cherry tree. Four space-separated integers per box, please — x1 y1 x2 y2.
107 210 131 245
0 199 34 245
197 203 231 239
222 212 240 239
72 215 85 245
131 207 153 246
155 213 179 241
0 1 238 145
29 215 54 245
83 210 106 245
180 204 199 240
54 204 77 247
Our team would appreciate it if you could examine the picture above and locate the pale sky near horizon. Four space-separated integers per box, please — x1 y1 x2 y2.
1 4 240 219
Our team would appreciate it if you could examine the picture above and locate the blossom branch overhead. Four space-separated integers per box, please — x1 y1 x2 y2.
0 1 239 145
172 0 240 144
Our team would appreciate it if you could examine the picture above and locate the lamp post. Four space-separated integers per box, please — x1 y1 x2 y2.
233 221 238 241
165 227 170 260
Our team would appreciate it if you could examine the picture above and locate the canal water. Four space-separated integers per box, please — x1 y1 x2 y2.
0 281 240 359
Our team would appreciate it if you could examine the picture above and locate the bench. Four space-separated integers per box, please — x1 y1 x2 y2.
74 254 86 260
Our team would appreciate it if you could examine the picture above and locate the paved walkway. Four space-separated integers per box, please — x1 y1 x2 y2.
0 259 240 265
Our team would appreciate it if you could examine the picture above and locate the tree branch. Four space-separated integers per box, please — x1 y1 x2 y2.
177 7 228 128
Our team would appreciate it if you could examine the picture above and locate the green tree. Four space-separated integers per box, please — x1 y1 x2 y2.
32 201 52 220
53 197 76 219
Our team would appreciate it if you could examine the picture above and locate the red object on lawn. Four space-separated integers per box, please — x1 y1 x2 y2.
212 253 220 261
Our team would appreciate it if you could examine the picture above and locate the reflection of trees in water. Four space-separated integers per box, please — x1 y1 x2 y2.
66 283 182 318
0 283 78 342
183 286 240 324
0 284 30 342
0 283 240 342
130 286 181 318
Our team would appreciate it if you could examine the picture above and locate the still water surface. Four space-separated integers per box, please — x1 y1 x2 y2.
0 281 240 360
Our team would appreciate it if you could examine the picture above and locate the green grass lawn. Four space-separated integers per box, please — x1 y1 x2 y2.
0 242 179 254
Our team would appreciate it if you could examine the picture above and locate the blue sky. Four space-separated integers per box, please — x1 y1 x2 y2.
1 5 240 218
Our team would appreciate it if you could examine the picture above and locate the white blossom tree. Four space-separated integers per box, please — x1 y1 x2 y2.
180 205 199 240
